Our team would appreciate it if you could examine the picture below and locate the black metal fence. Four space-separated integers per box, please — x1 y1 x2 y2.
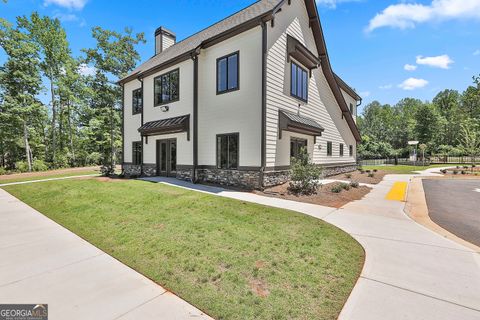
359 156 477 166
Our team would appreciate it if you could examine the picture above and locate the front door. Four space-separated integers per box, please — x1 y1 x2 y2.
156 139 177 177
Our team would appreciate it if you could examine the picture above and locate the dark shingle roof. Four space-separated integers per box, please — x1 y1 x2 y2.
121 0 281 82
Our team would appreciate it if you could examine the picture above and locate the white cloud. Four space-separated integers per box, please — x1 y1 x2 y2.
398 78 429 90
316 0 360 9
379 84 393 90
359 91 371 97
53 13 78 22
416 54 454 69
78 63 96 76
366 0 480 32
404 64 417 71
44 0 87 10
474 49 480 56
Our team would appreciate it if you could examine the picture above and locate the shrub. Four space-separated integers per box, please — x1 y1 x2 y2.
15 161 29 173
453 170 458 175
373 169 378 172
461 170 466 175
440 169 447 174
331 185 343 193
472 164 476 168
463 165 469 169
340 182 350 191
360 170 365 174
345 173 352 179
32 160 48 172
456 166 460 169
350 181 359 188
368 173 375 178
0 167 7 175
288 147 322 195
365 170 371 173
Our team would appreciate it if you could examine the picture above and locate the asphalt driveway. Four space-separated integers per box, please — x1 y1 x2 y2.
423 179 480 247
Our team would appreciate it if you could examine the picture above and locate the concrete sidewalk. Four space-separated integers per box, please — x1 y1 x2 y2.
144 175 480 320
0 188 212 320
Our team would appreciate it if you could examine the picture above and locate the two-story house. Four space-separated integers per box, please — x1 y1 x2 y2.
119 0 362 189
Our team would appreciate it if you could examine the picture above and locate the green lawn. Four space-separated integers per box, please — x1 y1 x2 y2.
0 169 99 184
3 179 364 320
363 164 463 174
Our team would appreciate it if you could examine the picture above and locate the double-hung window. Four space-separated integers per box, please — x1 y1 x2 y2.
327 141 333 156
132 141 142 165
132 88 143 115
154 68 179 105
349 145 354 157
216 133 239 170
291 62 308 102
217 52 239 94
340 143 344 156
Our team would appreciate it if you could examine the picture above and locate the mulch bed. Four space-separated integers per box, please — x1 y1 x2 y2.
329 170 386 184
255 181 371 208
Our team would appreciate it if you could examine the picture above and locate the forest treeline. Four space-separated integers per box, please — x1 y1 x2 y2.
0 12 145 174
357 76 480 160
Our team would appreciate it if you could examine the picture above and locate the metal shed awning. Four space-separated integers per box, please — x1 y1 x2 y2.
279 110 324 142
138 114 190 140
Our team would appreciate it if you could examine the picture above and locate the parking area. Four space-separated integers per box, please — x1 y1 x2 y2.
423 179 480 247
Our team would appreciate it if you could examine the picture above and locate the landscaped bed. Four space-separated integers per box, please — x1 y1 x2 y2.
2 178 364 320
256 182 371 208
329 170 385 184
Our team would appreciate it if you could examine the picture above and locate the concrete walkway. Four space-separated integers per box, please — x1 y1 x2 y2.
0 188 212 320
143 174 480 320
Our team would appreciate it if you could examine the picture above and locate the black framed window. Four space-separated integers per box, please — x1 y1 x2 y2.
340 143 344 156
216 133 239 170
290 138 307 159
217 52 239 94
349 145 353 157
154 68 179 105
132 141 142 165
132 88 143 115
291 62 308 102
349 103 354 114
327 141 332 156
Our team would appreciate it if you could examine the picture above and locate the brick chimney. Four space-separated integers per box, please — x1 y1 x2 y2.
155 27 176 55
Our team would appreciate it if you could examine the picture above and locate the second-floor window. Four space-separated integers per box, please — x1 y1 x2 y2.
217 52 239 94
291 62 308 102
154 68 179 105
132 88 142 114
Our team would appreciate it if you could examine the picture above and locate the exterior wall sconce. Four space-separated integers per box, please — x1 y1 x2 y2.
160 105 169 112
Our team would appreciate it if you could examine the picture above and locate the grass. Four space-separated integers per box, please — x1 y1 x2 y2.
362 163 466 174
2 178 364 320
0 169 99 184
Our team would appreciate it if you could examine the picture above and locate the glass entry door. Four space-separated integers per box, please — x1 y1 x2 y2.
156 139 177 177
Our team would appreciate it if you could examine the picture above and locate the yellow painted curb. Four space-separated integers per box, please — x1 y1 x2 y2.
386 182 407 201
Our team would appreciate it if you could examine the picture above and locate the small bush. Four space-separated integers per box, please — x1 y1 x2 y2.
365 170 371 173
340 182 350 191
350 181 359 188
456 166 460 169
288 147 322 195
368 173 375 178
472 164 476 168
0 167 7 175
463 165 469 169
15 161 29 173
440 169 447 174
461 170 466 175
373 169 378 172
453 170 458 175
331 185 343 193
360 170 365 174
345 173 352 179
32 160 48 172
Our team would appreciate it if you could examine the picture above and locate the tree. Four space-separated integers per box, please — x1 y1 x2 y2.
459 120 480 164
82 27 145 171
432 89 463 146
414 103 440 147
0 19 45 171
18 12 71 166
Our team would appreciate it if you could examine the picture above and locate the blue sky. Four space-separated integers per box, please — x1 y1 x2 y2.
1 0 480 114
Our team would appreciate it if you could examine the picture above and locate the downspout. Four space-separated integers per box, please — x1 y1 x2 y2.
260 21 267 189
138 76 144 175
191 46 201 183
121 83 125 174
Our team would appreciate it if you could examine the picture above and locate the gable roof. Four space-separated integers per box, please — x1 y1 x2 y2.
119 0 361 142
334 73 362 101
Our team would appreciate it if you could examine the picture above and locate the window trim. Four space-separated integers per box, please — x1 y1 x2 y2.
340 143 344 157
327 141 333 156
153 68 180 106
216 51 240 95
132 88 143 115
132 141 142 165
290 61 308 103
216 132 240 170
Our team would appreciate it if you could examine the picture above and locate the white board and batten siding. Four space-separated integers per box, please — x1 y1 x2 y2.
265 0 357 168
123 79 142 163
